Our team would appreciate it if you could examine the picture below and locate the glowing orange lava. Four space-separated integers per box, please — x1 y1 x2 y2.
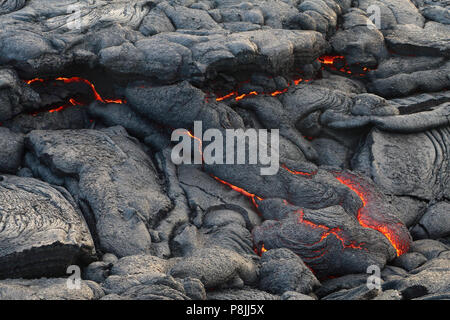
281 164 317 177
335 175 409 256
212 175 263 208
296 209 365 252
214 54 373 103
318 55 345 65
214 77 306 102
211 168 408 257
318 55 373 77
181 129 203 158
25 76 126 115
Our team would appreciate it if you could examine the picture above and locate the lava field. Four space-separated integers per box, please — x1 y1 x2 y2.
0 0 449 301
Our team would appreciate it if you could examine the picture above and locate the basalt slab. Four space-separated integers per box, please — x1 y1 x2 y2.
353 127 450 200
0 127 24 174
0 278 103 300
24 126 171 258
0 175 95 279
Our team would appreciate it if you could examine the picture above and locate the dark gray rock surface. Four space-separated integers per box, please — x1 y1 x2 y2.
354 127 450 200
315 274 369 298
0 278 103 300
25 127 171 258
321 285 381 300
207 287 280 300
0 175 95 279
411 202 450 239
383 257 450 297
0 127 24 173
392 252 428 272
0 0 448 300
259 248 320 295
384 22 450 57
410 239 449 260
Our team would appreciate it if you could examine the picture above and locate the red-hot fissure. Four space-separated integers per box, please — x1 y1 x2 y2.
334 175 409 256
213 54 371 103
25 76 126 115
212 164 407 257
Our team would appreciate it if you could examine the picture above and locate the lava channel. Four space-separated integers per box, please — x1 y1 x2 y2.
334 172 411 256
318 55 373 77
214 77 309 102
25 76 126 115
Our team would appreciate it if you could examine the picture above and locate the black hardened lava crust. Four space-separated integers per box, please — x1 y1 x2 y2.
0 0 449 300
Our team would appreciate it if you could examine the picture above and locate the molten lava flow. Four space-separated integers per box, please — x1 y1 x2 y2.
296 209 365 253
25 76 126 115
211 168 409 259
335 174 409 256
49 98 83 113
254 243 268 256
54 77 126 104
318 55 372 77
281 164 317 177
214 54 374 103
26 78 44 85
318 55 345 65
215 77 307 102
212 175 263 208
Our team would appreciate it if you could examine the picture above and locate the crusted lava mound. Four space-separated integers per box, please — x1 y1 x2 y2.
0 0 449 300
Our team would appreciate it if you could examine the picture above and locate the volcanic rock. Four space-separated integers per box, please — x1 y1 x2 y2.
373 290 402 300
169 247 258 289
182 277 207 300
119 282 189 300
353 127 450 200
381 265 409 281
330 9 387 66
177 165 262 228
411 202 450 239
172 205 255 257
259 248 320 295
357 0 425 29
5 107 92 134
99 29 327 83
25 126 171 258
386 196 427 228
102 272 190 300
383 257 450 296
207 288 280 300
110 254 171 277
102 253 118 264
392 252 428 272
321 284 380 300
0 0 449 301
280 291 316 300
0 128 24 174
0 68 40 121
315 274 370 298
252 176 411 278
0 278 103 300
83 261 111 284
0 175 95 279
420 5 450 25
410 239 449 260
384 22 450 57
368 60 450 98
